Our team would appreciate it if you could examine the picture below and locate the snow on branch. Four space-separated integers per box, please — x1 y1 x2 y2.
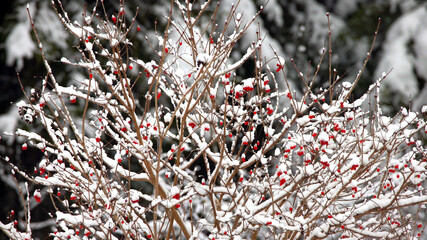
1 1 427 240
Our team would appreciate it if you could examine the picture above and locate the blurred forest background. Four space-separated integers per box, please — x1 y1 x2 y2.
0 0 426 239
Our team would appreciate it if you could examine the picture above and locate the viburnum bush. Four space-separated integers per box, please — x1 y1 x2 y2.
1 1 427 239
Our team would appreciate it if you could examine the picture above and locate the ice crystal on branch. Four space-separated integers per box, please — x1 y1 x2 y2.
1 1 427 240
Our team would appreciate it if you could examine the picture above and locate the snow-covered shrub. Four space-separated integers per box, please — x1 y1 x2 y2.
1 1 427 239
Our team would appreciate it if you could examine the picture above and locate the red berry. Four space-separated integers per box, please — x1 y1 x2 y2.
276 63 283 72
34 194 41 203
